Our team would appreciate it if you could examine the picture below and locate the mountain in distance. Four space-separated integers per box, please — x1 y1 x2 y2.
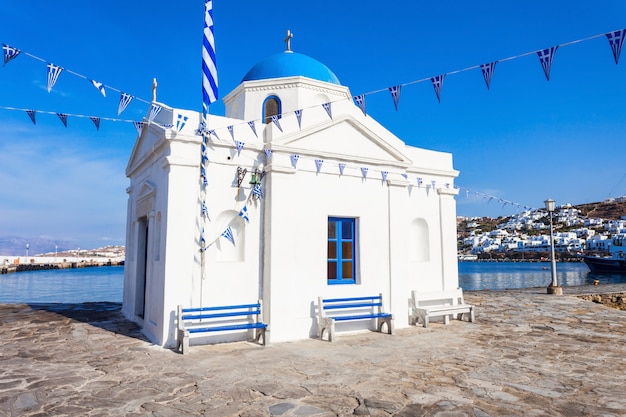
0 236 82 256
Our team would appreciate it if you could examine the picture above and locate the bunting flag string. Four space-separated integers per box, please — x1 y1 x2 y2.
1 43 151 107
338 163 346 176
221 226 235 245
606 29 626 64
264 149 272 160
271 114 283 132
290 154 299 168
537 46 558 81
227 125 235 141
315 159 324 173
361 167 368 179
0 105 143 129
381 171 388 182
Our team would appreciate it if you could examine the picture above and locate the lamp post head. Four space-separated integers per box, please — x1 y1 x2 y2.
544 198 556 213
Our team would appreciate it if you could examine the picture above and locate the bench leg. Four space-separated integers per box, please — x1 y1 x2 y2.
469 307 475 323
318 318 335 342
377 317 394 335
255 328 269 346
443 314 450 325
178 329 189 355
422 315 429 328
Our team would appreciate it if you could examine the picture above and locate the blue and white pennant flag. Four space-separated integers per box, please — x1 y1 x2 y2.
2 44 20 66
264 149 272 160
90 80 106 97
381 171 388 182
89 116 100 131
221 227 235 245
291 154 299 168
248 120 258 137
322 102 332 120
606 29 626 65
431 75 445 103
271 115 283 132
339 163 346 176
47 63 63 92
25 110 36 125
134 121 144 136
480 62 497 90
56 113 68 127
148 104 162 122
227 125 235 141
315 159 324 173
236 141 245 156
389 85 401 111
537 46 558 81
176 114 188 132
118 93 133 115
252 183 264 199
354 95 366 116
361 167 368 179
294 109 303 129
239 206 249 223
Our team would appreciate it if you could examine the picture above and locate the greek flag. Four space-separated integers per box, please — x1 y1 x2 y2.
238 206 249 223
90 116 101 131
208 129 219 140
47 63 63 93
202 0 218 120
56 113 68 127
248 120 258 137
118 93 133 115
339 163 346 176
431 180 436 189
176 114 188 132
227 125 235 141
271 115 283 132
133 121 144 135
381 171 388 182
361 167 368 179
148 104 162 122
252 183 264 199
322 102 332 120
90 80 106 97
25 110 36 125
291 154 299 168
606 29 626 64
480 62 497 90
236 141 245 156
417 177 423 188
431 75 445 103
2 44 20 66
389 85 401 111
401 173 408 180
264 149 272 160
354 95 366 116
294 109 303 129
315 159 324 173
222 227 235 245
537 46 558 81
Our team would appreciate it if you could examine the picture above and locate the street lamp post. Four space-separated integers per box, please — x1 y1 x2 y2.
544 199 562 295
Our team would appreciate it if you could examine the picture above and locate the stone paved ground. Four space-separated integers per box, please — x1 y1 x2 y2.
1 284 626 417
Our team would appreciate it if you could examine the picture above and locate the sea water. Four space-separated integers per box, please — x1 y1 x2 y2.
459 261 626 291
1 263 625 304
0 266 124 304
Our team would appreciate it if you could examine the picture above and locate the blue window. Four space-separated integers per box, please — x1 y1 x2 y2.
327 217 356 284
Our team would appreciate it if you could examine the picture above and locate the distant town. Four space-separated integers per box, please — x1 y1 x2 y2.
458 197 626 261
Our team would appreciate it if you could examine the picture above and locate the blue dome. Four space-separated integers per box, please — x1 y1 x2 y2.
242 51 341 85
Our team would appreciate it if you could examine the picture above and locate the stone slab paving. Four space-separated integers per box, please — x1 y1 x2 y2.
1 284 625 416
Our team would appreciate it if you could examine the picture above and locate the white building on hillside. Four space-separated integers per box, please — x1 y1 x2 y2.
122 46 460 348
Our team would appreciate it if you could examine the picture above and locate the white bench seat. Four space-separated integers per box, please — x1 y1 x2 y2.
410 288 475 328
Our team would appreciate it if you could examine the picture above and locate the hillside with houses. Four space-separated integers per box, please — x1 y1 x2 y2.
458 197 626 260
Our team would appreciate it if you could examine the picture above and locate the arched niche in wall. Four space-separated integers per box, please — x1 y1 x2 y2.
410 218 430 262
263 95 281 124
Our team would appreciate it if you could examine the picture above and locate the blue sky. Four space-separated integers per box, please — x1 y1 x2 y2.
0 1 625 249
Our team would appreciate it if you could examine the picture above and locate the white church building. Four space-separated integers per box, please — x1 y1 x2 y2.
122 44 460 348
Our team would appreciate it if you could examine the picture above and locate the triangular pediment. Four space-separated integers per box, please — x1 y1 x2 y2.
270 114 412 167
126 122 167 177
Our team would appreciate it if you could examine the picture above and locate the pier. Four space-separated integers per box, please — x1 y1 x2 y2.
1 256 124 274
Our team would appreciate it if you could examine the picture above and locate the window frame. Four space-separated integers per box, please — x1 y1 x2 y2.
262 95 281 124
327 217 356 285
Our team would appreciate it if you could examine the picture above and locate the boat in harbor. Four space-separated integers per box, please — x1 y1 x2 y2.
582 235 626 273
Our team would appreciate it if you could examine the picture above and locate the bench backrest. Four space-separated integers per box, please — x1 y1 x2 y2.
411 288 465 308
319 294 385 318
178 301 263 330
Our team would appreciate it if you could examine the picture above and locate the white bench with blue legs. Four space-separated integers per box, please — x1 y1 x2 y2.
317 293 394 342
410 288 475 328
177 300 268 354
